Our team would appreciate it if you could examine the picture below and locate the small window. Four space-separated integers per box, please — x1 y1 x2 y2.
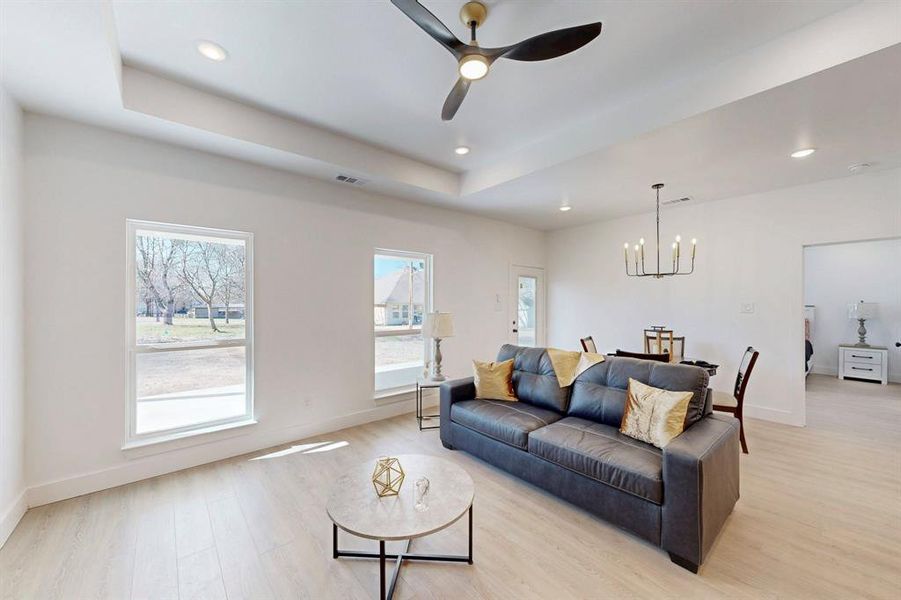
374 250 432 392
127 220 253 444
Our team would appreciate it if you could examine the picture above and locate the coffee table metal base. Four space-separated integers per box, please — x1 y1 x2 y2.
332 506 473 600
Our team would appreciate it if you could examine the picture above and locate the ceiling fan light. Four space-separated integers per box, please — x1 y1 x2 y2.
459 54 489 80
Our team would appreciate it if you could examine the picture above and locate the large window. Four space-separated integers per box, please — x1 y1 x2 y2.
126 220 253 445
374 250 432 392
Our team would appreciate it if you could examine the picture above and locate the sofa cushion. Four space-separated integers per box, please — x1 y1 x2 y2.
497 345 570 413
569 356 709 428
450 399 563 450
528 416 663 504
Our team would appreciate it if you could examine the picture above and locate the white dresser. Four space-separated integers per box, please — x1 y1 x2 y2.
838 345 888 385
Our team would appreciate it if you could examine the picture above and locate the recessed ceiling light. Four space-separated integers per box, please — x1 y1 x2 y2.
848 162 871 174
196 40 228 62
791 148 816 159
454 146 470 155
559 205 572 212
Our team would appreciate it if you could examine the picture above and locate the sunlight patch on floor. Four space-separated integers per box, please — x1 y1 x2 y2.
250 440 349 460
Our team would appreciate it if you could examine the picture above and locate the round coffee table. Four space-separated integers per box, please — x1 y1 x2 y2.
326 454 474 600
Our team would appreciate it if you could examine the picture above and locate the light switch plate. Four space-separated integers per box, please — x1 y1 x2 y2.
495 293 504 312
740 302 755 314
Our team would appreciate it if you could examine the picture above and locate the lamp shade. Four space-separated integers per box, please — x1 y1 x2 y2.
848 302 878 320
423 312 454 338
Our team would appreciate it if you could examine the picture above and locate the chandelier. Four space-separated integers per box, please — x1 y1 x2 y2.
624 183 697 278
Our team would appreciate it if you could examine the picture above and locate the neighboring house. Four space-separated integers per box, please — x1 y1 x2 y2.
374 267 424 326
190 303 245 320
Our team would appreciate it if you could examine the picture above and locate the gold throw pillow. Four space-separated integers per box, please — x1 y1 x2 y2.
472 359 517 402
620 378 692 448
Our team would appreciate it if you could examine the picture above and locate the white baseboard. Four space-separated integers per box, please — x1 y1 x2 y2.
27 396 438 509
743 403 803 426
0 490 27 548
811 364 838 376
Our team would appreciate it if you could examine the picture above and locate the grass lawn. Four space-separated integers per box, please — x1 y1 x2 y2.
137 315 245 344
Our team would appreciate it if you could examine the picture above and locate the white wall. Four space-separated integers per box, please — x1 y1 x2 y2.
804 239 901 382
0 88 27 544
547 169 901 426
23 115 545 506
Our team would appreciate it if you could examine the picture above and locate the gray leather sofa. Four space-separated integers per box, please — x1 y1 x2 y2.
440 345 740 572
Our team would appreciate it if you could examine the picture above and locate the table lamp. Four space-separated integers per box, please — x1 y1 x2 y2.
848 301 878 347
423 312 454 381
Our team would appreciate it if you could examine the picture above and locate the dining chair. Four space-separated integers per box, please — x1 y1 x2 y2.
580 336 597 353
712 346 759 454
644 329 685 362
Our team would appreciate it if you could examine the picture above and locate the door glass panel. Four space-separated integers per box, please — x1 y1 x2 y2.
517 276 537 347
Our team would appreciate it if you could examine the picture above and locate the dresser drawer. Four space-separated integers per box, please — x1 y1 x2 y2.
843 363 881 377
842 348 883 365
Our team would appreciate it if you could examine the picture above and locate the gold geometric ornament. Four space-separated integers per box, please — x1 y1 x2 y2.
371 456 405 497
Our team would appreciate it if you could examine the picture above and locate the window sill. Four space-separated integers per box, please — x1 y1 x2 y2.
122 418 258 452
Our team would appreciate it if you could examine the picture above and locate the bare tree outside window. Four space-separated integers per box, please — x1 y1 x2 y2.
135 233 246 344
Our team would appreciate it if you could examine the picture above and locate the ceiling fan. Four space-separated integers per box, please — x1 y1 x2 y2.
391 0 603 120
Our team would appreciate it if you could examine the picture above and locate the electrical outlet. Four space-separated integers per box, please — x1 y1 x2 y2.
740 302 755 314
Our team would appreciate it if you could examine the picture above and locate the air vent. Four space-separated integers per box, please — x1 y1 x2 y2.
335 174 367 185
661 196 692 206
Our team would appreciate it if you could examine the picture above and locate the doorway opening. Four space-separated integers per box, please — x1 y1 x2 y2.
802 237 901 426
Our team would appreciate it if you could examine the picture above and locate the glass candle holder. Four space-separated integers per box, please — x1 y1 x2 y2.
414 476 430 511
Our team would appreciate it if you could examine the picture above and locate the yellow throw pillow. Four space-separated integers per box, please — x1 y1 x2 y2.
620 378 692 448
472 359 517 402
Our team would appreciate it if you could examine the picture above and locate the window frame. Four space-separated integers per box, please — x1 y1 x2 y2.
373 248 433 394
125 219 254 447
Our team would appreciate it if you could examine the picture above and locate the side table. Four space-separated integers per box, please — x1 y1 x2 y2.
416 379 442 431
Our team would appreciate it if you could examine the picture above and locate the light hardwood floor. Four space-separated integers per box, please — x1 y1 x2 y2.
2 374 899 599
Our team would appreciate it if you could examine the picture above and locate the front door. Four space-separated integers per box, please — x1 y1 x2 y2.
509 265 545 347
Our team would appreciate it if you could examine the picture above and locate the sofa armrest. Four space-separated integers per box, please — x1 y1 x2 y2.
439 377 475 449
661 414 740 571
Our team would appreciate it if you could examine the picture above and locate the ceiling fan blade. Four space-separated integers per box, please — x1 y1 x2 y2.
441 77 471 121
391 0 466 58
486 22 602 62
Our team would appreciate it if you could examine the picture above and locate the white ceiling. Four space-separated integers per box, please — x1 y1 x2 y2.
112 0 854 171
464 44 901 226
2 1 900 231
